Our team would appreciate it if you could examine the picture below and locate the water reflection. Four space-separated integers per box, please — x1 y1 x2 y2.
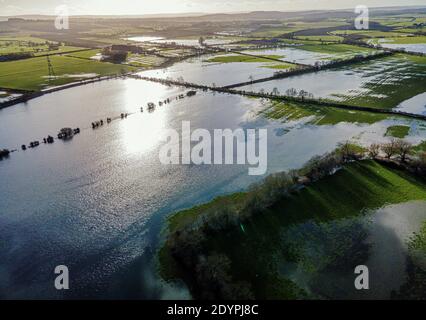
119 111 167 154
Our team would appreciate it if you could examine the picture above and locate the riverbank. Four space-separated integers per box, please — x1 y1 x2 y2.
159 150 426 299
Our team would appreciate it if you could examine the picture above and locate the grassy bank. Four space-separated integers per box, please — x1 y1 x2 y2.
159 160 426 299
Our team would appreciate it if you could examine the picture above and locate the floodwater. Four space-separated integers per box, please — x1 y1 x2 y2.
154 38 235 47
139 53 285 86
0 76 425 299
126 36 166 42
395 92 426 115
137 47 354 87
244 47 334 66
279 201 426 299
126 36 235 47
377 39 426 54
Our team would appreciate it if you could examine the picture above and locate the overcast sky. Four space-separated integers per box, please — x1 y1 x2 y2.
0 0 424 16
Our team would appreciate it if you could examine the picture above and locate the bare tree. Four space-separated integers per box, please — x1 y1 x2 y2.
395 139 412 162
382 139 398 159
368 143 380 159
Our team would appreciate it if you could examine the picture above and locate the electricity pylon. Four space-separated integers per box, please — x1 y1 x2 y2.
47 55 55 80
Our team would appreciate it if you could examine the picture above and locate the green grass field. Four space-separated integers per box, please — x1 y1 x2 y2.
385 125 411 138
249 20 348 38
294 35 344 42
206 54 297 70
330 30 410 38
160 160 426 299
65 49 101 59
263 63 296 70
0 36 85 56
0 55 136 91
300 43 379 58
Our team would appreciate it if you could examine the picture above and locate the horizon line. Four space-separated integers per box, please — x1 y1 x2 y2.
1 4 425 19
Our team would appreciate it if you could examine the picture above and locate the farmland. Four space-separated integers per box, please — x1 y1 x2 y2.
0 55 136 91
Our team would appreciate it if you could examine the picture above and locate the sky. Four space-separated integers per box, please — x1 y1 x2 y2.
0 0 425 16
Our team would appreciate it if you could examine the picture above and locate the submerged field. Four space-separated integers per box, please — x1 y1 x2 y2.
245 44 379 65
263 101 389 126
160 161 426 299
241 53 426 111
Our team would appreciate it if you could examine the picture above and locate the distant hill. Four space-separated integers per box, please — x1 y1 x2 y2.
1 5 425 22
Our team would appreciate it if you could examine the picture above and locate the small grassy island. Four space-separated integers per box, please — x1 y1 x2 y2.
385 125 411 138
159 142 426 299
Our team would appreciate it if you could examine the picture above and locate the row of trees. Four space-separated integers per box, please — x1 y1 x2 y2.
367 138 426 175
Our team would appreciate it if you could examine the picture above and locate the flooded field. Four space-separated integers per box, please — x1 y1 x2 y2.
245 45 378 65
395 92 426 115
139 53 294 86
240 53 426 111
279 201 426 299
375 39 426 54
1 77 425 299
